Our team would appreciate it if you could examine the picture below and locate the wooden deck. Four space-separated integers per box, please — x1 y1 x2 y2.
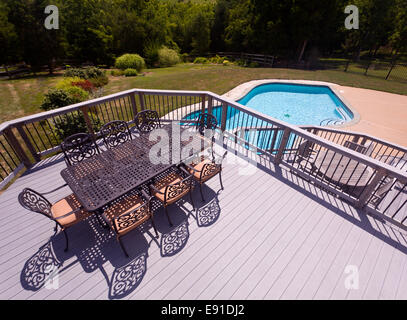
1 144 407 300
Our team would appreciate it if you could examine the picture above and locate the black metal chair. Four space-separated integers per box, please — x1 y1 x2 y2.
196 112 218 135
100 120 132 150
149 166 194 226
102 188 158 257
134 110 161 134
18 186 92 251
182 150 227 201
60 132 100 166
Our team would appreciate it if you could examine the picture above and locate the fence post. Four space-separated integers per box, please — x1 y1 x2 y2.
138 92 145 111
201 94 206 114
207 95 213 115
220 102 228 131
274 127 291 165
129 92 138 117
15 124 41 162
80 106 95 135
355 168 386 209
3 127 32 167
385 62 395 80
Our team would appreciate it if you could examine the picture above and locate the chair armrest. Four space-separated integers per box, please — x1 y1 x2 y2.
41 183 69 195
178 165 193 178
140 189 153 201
181 162 201 173
53 206 83 221
149 183 164 195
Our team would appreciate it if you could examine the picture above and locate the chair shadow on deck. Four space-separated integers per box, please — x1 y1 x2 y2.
226 142 407 255
19 194 205 299
20 214 153 299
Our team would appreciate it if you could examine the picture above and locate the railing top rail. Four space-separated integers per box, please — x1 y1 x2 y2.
0 88 210 129
300 125 407 153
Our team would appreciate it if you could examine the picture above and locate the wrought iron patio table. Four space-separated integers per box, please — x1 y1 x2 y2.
60 123 209 212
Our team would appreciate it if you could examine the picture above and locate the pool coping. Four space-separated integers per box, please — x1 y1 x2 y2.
221 79 361 128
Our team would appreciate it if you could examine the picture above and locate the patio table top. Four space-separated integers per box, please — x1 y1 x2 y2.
61 123 210 211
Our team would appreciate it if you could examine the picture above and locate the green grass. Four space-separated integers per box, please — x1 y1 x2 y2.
1 63 406 124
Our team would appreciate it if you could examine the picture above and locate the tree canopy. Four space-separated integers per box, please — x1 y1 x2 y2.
0 0 405 69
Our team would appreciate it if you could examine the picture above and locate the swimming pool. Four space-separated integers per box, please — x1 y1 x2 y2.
184 83 353 128
182 83 354 152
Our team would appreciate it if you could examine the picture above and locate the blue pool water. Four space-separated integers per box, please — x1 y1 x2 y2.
237 83 353 126
183 83 354 152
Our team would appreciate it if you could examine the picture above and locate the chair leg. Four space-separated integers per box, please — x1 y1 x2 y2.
54 222 58 233
96 213 109 229
199 183 205 202
189 189 195 209
151 217 159 239
63 228 69 252
165 206 173 227
118 236 129 258
219 171 224 190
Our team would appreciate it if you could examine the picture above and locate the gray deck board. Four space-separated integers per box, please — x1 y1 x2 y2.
1 144 407 300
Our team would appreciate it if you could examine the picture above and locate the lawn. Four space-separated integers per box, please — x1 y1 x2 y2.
1 63 406 124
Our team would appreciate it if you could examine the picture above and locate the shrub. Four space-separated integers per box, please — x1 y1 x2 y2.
115 54 146 72
157 47 180 67
209 55 226 64
54 112 101 141
55 77 84 91
64 68 86 78
193 57 208 64
110 69 124 76
88 75 109 88
124 68 138 77
64 86 89 102
223 60 231 66
40 89 74 111
143 43 160 67
181 53 189 62
63 67 109 87
84 67 105 79
71 79 95 92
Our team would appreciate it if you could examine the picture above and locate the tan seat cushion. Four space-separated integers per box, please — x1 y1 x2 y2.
152 172 190 205
51 194 89 227
103 194 150 235
188 159 220 182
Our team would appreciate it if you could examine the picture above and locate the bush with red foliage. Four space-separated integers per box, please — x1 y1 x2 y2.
71 80 95 93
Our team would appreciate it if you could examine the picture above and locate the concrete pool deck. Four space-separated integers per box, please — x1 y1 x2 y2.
223 80 407 148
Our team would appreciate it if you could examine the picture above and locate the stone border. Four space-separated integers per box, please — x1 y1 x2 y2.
221 79 361 128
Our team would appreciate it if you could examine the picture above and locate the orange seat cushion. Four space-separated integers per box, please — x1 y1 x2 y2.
152 172 191 205
51 194 89 227
188 159 220 182
103 194 150 235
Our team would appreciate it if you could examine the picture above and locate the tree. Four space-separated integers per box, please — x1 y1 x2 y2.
3 0 66 72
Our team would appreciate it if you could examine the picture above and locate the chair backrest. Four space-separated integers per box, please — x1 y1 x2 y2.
134 110 161 133
200 151 227 180
18 188 53 219
163 174 193 204
100 120 132 149
61 132 99 166
196 113 218 135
